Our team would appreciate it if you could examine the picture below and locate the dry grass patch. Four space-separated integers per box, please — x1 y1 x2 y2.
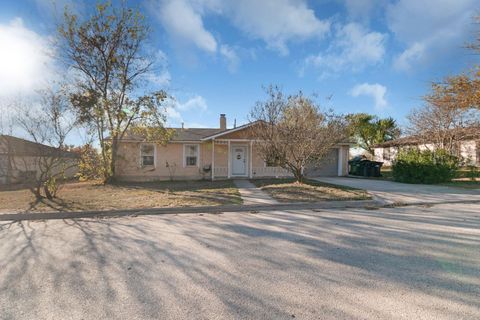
252 178 370 203
0 180 242 214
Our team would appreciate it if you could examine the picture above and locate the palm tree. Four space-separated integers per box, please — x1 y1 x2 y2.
348 113 401 156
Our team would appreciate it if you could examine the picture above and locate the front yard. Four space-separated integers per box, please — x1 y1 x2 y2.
0 178 372 214
251 178 370 202
0 180 242 213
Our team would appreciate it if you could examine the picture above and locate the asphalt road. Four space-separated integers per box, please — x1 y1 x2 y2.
1 204 479 319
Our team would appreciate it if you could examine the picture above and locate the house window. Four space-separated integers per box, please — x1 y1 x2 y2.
141 144 155 166
184 144 199 167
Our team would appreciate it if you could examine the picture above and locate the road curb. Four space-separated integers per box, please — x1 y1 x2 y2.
2 199 480 222
0 200 379 222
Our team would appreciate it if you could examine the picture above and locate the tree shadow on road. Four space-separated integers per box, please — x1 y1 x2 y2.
0 204 479 319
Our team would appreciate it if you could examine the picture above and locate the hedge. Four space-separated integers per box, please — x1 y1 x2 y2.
392 149 459 184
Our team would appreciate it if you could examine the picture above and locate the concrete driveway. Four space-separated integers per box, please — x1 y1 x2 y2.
314 177 480 204
1 204 479 319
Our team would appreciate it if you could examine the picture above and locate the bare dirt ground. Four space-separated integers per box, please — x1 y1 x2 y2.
0 180 242 213
252 178 370 202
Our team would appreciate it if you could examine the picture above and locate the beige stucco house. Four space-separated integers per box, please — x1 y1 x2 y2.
116 114 350 181
373 128 480 166
0 135 79 185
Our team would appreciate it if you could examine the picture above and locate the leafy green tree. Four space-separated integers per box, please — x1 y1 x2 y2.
69 144 103 181
58 1 172 183
347 113 400 155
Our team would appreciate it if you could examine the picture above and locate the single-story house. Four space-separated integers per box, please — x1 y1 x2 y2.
373 127 480 166
0 135 80 185
115 114 350 181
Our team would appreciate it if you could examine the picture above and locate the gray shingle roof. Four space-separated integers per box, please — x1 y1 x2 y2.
122 128 228 142
171 128 225 141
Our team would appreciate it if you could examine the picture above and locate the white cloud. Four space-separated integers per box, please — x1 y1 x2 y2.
146 70 171 88
156 0 217 53
165 105 183 123
393 42 425 72
224 0 330 55
386 0 477 70
176 95 208 111
304 23 386 76
0 18 54 97
144 50 171 87
154 0 329 56
350 83 387 110
165 95 208 125
220 45 240 73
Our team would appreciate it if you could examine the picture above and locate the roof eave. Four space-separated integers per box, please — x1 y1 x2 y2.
201 121 261 140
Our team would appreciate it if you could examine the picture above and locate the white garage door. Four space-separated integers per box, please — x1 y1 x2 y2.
306 148 338 177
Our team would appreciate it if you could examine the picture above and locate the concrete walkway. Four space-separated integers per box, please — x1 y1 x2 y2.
314 177 480 205
233 179 279 205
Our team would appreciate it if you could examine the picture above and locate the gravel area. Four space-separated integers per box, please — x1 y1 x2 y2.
0 203 479 319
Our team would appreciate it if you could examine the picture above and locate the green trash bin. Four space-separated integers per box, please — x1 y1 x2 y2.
371 161 384 177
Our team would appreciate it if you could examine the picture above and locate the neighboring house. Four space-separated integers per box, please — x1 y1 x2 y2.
116 114 350 181
373 128 480 166
0 135 80 185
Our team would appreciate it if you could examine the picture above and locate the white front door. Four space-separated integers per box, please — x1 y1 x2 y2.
232 146 247 176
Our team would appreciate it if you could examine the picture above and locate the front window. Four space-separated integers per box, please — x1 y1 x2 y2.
184 144 199 167
141 144 155 166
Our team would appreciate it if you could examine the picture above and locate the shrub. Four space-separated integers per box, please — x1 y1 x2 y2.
392 148 459 184
74 144 104 181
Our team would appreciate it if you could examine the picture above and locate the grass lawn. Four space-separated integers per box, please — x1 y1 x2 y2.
0 180 242 214
251 178 371 202
385 167 480 189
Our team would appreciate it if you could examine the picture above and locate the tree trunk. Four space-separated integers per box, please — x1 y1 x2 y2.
293 167 304 184
106 138 118 184
44 185 53 200
30 185 42 200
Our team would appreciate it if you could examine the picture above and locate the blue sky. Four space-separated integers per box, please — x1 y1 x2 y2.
0 0 479 138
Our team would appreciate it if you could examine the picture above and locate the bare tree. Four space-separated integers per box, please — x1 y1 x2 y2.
407 95 480 155
404 15 480 157
58 1 172 183
420 15 480 121
249 86 349 183
14 85 78 199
